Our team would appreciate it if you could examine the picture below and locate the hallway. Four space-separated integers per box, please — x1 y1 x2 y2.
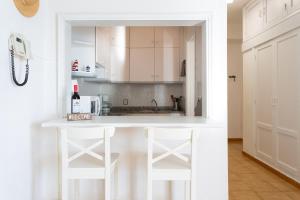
229 142 300 200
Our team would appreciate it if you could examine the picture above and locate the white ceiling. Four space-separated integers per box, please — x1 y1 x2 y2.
228 0 251 24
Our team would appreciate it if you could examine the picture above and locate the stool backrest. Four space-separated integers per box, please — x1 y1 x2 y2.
61 127 115 168
147 127 198 166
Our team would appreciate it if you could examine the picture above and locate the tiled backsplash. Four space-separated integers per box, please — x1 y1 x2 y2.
78 81 183 107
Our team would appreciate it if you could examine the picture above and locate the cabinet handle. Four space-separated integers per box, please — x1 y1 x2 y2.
285 3 288 11
291 0 294 7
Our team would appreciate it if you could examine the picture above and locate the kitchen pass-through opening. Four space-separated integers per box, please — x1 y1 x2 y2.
57 18 208 117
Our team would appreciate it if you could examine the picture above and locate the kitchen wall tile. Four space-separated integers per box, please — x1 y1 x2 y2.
77 80 183 107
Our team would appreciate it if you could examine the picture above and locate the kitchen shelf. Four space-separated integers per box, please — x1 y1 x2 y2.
72 71 97 78
72 40 95 47
83 78 184 84
83 78 112 83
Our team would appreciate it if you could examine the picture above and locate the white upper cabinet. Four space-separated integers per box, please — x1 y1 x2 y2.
243 0 300 42
130 27 155 47
155 48 180 82
265 0 287 25
154 27 181 47
289 0 300 12
130 48 155 82
244 0 265 40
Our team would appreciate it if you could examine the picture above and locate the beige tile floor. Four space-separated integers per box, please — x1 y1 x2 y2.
229 141 300 200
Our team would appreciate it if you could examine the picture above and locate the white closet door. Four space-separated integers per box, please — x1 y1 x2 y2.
255 43 275 164
243 49 256 155
275 32 300 176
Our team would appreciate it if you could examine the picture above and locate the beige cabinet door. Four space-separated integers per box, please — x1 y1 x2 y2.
255 43 275 165
129 27 155 48
110 47 129 82
96 27 111 79
266 0 286 26
130 48 155 82
154 27 181 47
244 0 265 40
155 48 180 82
111 26 129 48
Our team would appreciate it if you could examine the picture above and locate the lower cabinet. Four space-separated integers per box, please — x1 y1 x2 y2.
243 29 300 182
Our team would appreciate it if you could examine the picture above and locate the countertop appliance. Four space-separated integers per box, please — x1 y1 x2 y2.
80 96 101 116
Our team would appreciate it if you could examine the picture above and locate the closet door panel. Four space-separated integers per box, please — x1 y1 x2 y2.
243 50 256 155
256 43 274 164
275 32 300 175
265 0 286 26
244 0 265 40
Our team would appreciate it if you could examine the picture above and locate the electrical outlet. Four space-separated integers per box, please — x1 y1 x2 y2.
123 98 129 105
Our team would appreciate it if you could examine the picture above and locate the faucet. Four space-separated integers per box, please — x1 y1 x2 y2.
151 99 159 112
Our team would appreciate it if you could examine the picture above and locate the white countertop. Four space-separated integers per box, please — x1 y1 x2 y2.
42 116 222 128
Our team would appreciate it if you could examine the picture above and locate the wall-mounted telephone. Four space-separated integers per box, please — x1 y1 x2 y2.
9 33 31 86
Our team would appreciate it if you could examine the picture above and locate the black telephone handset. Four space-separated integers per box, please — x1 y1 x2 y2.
9 33 31 86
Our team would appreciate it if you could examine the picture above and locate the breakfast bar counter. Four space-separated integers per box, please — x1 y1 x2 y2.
42 116 228 200
42 116 221 128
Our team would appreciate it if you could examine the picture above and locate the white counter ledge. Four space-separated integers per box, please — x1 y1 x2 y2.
42 116 222 128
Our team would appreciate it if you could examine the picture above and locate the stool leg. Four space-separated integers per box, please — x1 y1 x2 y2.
147 177 152 200
61 129 68 200
147 131 153 200
185 181 190 200
114 164 119 200
74 180 80 200
61 176 68 200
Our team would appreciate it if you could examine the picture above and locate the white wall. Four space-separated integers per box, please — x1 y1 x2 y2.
0 1 58 200
0 0 227 200
227 39 243 138
228 23 243 40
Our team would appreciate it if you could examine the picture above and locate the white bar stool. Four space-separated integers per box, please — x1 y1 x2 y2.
60 127 119 200
146 127 198 200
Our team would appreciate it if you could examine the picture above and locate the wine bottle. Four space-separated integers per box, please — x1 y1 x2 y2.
71 85 80 113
